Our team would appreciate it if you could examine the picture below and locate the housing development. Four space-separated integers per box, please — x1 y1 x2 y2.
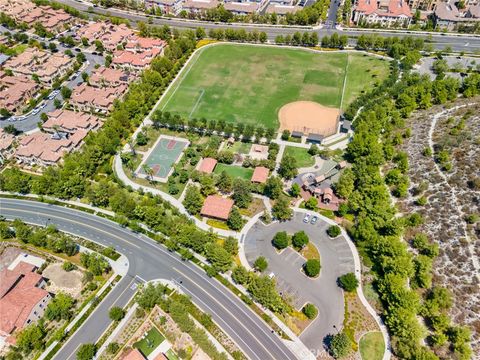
0 0 479 360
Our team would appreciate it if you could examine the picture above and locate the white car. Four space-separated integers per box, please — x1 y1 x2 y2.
32 108 40 115
303 214 310 223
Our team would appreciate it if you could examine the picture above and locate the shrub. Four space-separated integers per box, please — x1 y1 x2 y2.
338 273 359 292
327 225 341 238
329 332 351 358
106 342 119 354
232 266 250 285
272 231 289 250
305 197 318 210
62 261 76 272
76 343 96 360
254 256 268 272
109 306 125 321
304 259 320 277
302 303 318 319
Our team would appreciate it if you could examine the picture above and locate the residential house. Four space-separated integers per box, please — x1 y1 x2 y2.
265 4 301 15
251 166 269 184
197 157 217 173
0 261 51 338
182 0 220 13
144 0 184 15
434 1 480 30
0 71 39 115
0 128 15 163
70 83 128 114
89 66 132 88
353 0 413 27
43 109 102 135
224 1 261 14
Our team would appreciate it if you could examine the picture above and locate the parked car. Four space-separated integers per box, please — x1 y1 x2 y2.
310 216 318 225
303 214 310 223
31 108 40 115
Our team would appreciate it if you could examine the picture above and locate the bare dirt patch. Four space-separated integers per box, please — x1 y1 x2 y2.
278 101 339 136
397 97 480 353
43 262 83 298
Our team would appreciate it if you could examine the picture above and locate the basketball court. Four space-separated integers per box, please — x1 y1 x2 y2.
136 135 189 182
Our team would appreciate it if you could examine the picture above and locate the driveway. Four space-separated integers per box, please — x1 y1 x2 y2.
244 211 355 352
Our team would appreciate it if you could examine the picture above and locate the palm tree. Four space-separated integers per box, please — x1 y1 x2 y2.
142 164 154 182
128 139 136 156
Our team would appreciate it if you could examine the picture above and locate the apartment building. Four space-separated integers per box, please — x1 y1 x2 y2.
182 0 220 12
42 109 102 135
112 35 166 72
434 1 480 29
3 48 74 85
144 0 184 15
89 66 132 88
0 71 39 115
70 83 128 113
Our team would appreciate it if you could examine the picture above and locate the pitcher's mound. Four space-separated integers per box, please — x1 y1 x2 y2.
279 101 340 137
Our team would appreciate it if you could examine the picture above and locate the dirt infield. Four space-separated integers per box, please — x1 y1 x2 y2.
278 101 340 137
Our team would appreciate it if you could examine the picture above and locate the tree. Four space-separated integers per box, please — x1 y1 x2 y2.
204 243 232 272
53 98 62 109
60 86 72 99
264 176 283 199
232 179 252 208
281 129 290 140
195 27 206 39
272 195 293 221
291 183 301 197
305 196 318 210
247 275 286 313
80 252 110 275
259 31 267 43
278 154 298 180
224 236 238 255
0 107 11 117
304 259 320 277
232 265 249 285
48 42 57 52
254 256 268 272
272 231 289 250
45 293 75 321
136 132 148 146
335 168 355 199
338 273 359 292
76 343 96 360
292 231 309 249
3 124 18 135
106 342 119 354
227 207 244 231
329 332 351 358
137 283 166 310
109 306 125 321
327 225 341 238
303 303 318 319
62 261 76 272
183 185 203 215
17 324 45 353
216 170 233 193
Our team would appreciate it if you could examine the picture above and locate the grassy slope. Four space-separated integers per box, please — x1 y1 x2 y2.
284 146 315 168
214 163 254 180
359 331 385 360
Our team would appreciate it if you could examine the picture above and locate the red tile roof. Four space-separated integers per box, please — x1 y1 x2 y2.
201 195 234 220
122 349 145 360
251 166 269 184
0 261 49 335
197 157 217 174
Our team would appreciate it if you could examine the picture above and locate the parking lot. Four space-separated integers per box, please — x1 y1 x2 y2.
243 210 355 351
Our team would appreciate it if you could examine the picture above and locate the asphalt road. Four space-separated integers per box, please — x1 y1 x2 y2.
0 27 104 133
244 211 355 352
58 0 480 52
0 198 298 360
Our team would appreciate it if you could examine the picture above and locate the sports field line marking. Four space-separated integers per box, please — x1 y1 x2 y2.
188 88 205 119
161 50 202 111
340 53 349 111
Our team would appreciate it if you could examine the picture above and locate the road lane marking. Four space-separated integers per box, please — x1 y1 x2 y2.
0 207 141 249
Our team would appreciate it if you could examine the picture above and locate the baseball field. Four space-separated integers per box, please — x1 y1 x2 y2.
158 44 390 130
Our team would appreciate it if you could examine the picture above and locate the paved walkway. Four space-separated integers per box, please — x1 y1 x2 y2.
113 155 239 239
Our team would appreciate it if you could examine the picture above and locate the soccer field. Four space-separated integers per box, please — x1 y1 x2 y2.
159 44 390 129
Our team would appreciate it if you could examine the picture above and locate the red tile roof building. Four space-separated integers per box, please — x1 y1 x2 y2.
251 166 269 184
70 83 128 114
0 261 51 337
0 70 39 115
121 348 145 360
144 0 184 15
201 195 234 220
183 0 220 13
15 131 87 167
89 66 132 88
112 35 166 72
353 0 413 26
197 157 217 174
43 109 102 134
0 128 15 162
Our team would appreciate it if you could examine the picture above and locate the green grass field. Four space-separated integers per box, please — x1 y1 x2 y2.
134 327 165 356
159 44 390 129
214 163 253 180
360 331 385 360
284 146 315 168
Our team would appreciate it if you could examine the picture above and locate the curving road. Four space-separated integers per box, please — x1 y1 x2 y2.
57 0 480 52
0 198 298 360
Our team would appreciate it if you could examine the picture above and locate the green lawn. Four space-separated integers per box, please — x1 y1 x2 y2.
134 327 165 356
214 163 253 180
284 146 315 168
229 141 252 155
159 44 390 129
360 331 385 360
166 349 180 360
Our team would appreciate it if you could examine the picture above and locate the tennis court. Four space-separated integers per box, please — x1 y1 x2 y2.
137 135 189 182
